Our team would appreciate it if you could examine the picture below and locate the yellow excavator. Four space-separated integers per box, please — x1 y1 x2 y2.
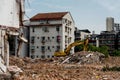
54 38 89 57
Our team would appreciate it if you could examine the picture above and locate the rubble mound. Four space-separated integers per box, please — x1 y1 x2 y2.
9 56 25 67
61 51 105 64
7 52 120 80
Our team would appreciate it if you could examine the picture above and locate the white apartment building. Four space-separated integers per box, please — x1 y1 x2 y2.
79 29 91 40
29 12 75 59
75 27 91 41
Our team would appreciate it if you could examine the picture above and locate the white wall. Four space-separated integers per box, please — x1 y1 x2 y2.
0 0 21 28
80 32 90 40
29 12 75 58
30 20 63 58
63 13 75 54
31 20 62 25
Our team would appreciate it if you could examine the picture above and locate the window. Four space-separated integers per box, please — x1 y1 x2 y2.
52 56 54 58
48 37 50 40
41 46 45 52
70 29 71 34
41 55 45 59
52 46 54 48
56 35 61 43
65 19 67 23
42 27 49 32
31 55 35 59
37 46 39 48
31 46 35 49
41 36 45 40
65 36 67 43
40 20 45 24
65 26 67 32
69 21 72 26
48 46 50 50
47 55 50 58
46 20 49 24
31 36 35 43
56 26 60 32
41 36 45 43
56 46 60 51
36 55 39 58
52 37 54 39
32 27 35 32
31 46 35 53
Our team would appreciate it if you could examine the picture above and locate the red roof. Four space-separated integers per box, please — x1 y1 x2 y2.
30 12 68 21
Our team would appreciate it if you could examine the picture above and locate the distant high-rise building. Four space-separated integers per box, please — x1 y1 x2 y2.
106 17 120 31
106 17 114 31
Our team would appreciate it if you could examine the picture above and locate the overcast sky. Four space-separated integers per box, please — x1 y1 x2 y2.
25 0 120 34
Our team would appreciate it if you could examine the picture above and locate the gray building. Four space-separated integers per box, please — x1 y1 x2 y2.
98 31 117 54
106 17 114 31
106 17 120 31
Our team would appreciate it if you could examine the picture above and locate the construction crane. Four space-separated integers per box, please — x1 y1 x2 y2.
54 38 89 57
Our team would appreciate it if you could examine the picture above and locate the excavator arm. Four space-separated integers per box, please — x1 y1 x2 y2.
83 38 89 51
64 41 84 55
54 38 89 57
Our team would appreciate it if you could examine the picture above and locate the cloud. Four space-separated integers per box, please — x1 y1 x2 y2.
92 0 120 12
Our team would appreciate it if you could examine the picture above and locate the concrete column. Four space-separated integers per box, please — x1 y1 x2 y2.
96 38 99 47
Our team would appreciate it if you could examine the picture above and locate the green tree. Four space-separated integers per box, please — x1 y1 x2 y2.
88 44 99 52
112 50 120 56
99 46 109 57
75 44 109 57
74 44 84 52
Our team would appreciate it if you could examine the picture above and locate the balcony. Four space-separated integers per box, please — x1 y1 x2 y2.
31 36 35 43
31 49 35 53
56 35 61 43
31 46 35 53
41 50 45 53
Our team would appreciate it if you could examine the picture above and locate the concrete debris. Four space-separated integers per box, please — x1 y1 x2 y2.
61 51 105 64
61 57 70 64
8 66 23 74
6 52 120 80
0 62 7 73
0 73 11 80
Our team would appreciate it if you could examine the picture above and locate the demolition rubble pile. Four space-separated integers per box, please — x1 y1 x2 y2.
6 51 120 80
60 51 105 64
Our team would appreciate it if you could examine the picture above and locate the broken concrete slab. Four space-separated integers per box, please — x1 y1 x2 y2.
0 62 7 73
60 51 105 64
8 66 23 74
0 73 11 80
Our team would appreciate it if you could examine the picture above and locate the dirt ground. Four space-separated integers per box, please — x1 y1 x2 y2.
9 56 120 80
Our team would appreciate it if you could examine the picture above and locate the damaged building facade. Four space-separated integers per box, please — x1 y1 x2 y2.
0 0 25 73
28 12 75 59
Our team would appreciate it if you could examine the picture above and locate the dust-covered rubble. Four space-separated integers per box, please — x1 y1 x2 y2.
1 51 120 80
